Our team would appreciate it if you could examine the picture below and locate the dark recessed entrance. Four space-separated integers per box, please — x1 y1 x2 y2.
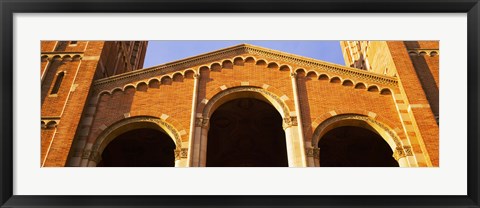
206 98 288 167
319 126 399 167
97 128 176 167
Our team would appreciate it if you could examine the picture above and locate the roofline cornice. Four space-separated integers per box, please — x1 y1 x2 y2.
91 43 398 91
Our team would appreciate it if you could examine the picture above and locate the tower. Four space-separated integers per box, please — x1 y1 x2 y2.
40 41 148 166
340 41 439 166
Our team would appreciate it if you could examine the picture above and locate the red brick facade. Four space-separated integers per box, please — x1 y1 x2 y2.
41 41 439 167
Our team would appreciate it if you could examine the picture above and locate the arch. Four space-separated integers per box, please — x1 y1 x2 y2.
72 55 82 61
419 51 427 56
210 62 222 72
318 74 329 80
222 60 233 69
202 86 291 119
90 116 182 163
244 57 255 63
172 73 184 82
161 76 173 85
136 82 148 91
354 82 367 89
256 59 267 66
380 88 392 95
342 79 354 87
199 66 210 73
330 77 341 83
123 84 136 92
62 55 72 62
306 71 318 79
430 51 438 57
52 55 62 61
279 65 291 72
367 85 379 92
111 87 123 95
206 98 288 167
97 90 111 100
46 121 58 128
267 62 279 70
233 57 244 66
408 51 418 56
295 68 306 75
148 79 160 88
184 69 195 78
311 114 408 166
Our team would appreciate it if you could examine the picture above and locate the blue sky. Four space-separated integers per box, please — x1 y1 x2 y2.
143 41 345 68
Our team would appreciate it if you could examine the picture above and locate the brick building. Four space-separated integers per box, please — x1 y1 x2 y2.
40 41 439 167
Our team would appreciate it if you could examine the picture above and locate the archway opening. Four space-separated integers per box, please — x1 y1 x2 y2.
206 98 288 167
318 126 399 167
97 128 176 167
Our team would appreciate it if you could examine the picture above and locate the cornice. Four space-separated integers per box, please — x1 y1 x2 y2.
91 44 398 93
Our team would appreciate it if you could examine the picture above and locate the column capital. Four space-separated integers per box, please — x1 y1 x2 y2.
282 116 298 130
305 147 320 157
195 117 209 128
290 72 297 78
194 73 201 79
175 148 189 160
82 149 102 163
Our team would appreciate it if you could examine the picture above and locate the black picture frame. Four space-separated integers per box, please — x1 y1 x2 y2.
1 0 479 207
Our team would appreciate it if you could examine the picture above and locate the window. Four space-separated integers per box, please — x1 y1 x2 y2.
50 72 64 95
69 41 78 46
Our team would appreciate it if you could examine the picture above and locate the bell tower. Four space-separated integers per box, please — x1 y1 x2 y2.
40 41 148 166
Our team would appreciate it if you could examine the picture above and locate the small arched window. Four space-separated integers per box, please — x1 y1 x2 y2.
50 72 64 95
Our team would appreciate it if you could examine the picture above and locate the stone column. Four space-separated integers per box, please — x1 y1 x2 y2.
187 73 200 167
198 118 209 167
289 72 307 167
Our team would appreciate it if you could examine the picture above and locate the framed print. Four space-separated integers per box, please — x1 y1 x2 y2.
1 0 479 207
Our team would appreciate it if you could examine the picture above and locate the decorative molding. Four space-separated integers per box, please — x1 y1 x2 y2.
91 44 398 96
175 148 189 160
282 116 298 129
392 145 413 160
407 49 439 57
195 117 209 128
90 116 182 160
41 52 83 61
41 117 60 129
203 86 291 119
312 114 414 162
305 147 321 158
312 114 402 148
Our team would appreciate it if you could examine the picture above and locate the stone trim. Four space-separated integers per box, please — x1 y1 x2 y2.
41 117 60 129
312 114 411 161
282 116 298 130
41 52 83 61
202 86 291 119
305 147 320 157
91 44 398 95
88 116 183 163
